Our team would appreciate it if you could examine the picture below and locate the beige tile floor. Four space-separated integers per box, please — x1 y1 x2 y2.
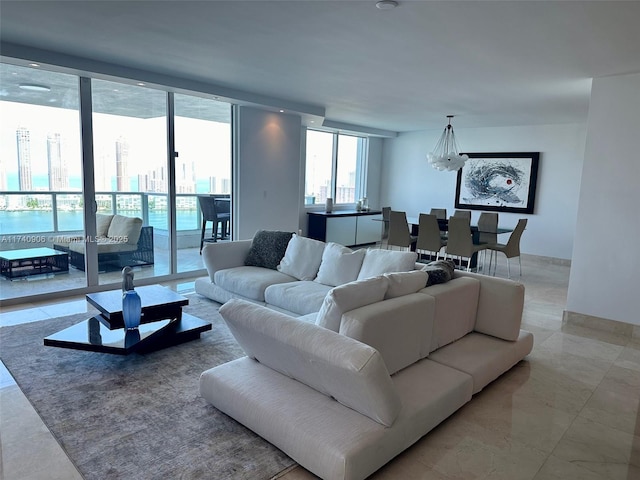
1 256 639 480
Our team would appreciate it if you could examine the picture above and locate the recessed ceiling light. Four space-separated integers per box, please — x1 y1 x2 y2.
310 120 315 123
137 82 145 86
28 63 40 67
279 109 284 113
18 83 51 92
376 0 398 10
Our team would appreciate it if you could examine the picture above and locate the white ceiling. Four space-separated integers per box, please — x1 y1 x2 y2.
1 0 639 134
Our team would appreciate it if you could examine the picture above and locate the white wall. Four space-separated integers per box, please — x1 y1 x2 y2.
567 72 640 326
235 106 302 239
381 123 586 260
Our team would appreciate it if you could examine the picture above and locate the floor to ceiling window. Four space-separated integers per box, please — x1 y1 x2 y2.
304 129 367 207
174 93 231 273
91 79 169 285
0 63 84 299
0 61 234 302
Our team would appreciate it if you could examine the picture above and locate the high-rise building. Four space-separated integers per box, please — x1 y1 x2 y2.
47 133 69 190
176 159 196 194
16 127 33 191
115 137 130 191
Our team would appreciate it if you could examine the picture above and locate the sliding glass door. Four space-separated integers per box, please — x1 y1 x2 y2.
0 61 234 302
91 80 168 285
0 64 84 299
174 93 231 273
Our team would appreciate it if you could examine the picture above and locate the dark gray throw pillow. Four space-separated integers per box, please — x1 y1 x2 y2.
421 259 456 286
244 230 294 270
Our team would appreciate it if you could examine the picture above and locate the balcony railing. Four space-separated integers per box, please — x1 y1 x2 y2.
0 190 227 250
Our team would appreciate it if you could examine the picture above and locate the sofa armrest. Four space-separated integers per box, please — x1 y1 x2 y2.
454 271 524 341
339 293 435 375
202 240 253 281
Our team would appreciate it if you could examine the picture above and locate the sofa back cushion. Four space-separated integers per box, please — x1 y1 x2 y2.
314 242 365 287
340 293 435 375
107 215 143 245
96 214 114 238
383 270 429 299
277 234 326 281
454 271 525 341
219 299 402 427
357 249 418 280
316 276 389 332
245 230 294 270
419 277 480 354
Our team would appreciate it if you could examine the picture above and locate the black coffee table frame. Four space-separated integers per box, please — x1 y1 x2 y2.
44 285 211 355
44 313 211 355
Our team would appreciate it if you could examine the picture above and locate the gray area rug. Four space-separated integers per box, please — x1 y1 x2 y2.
0 294 295 479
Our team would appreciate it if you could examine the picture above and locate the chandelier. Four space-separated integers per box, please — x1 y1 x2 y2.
427 115 469 172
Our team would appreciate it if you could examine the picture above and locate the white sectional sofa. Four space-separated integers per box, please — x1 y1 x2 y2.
195 231 419 316
197 231 534 480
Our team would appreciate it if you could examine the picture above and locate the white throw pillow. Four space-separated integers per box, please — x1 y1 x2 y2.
315 276 389 332
383 270 429 299
277 234 326 280
357 248 418 280
314 242 366 287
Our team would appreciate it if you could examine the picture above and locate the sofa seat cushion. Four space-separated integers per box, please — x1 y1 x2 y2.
200 355 472 480
429 330 534 394
264 281 332 315
68 238 138 254
419 276 480 354
214 266 296 302
219 299 401 427
107 214 143 245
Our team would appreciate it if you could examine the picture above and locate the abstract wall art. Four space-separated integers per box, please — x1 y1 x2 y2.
455 152 540 214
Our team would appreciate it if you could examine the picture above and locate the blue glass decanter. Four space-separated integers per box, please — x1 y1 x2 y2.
121 266 141 330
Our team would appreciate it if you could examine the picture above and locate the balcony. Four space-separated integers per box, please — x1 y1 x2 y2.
0 191 228 302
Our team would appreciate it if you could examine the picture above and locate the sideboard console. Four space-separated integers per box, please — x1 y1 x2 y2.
307 210 383 247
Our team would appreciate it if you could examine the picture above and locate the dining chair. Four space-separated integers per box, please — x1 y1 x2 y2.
487 218 527 278
444 216 487 271
477 212 498 265
416 213 447 262
381 206 391 240
198 196 231 253
453 209 472 222
429 208 447 220
387 210 418 251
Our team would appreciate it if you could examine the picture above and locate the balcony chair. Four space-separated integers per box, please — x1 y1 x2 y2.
198 196 231 253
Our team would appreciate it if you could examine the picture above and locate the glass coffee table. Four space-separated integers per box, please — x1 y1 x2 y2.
0 247 69 280
44 285 212 355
